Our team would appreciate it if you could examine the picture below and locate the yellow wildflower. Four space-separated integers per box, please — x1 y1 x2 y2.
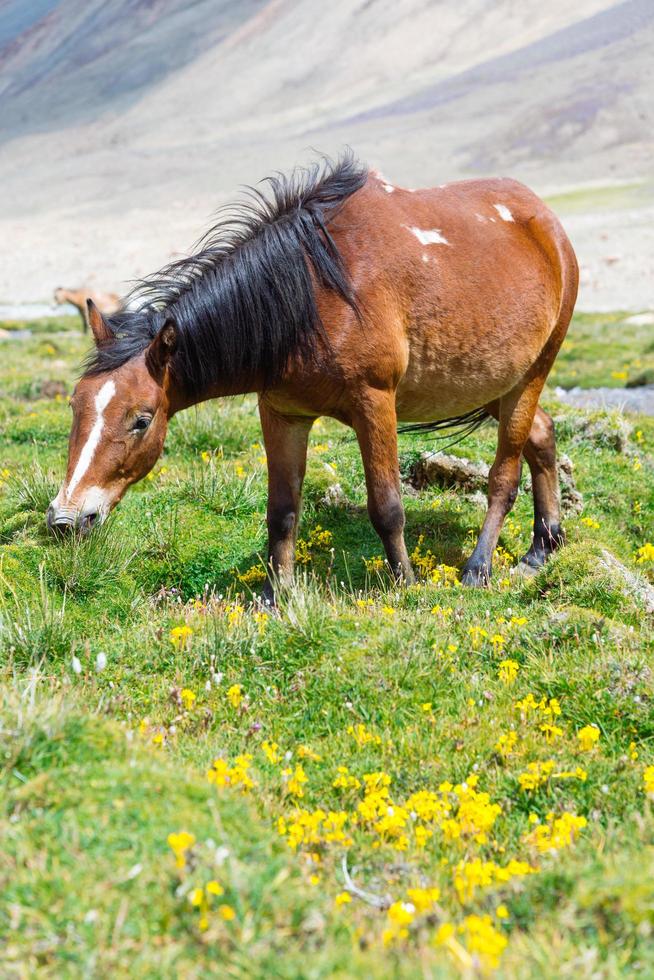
218 904 236 921
348 723 382 748
459 914 508 972
167 830 196 868
227 684 244 709
581 516 600 529
406 887 440 914
498 659 519 684
180 688 196 710
226 602 244 628
169 625 193 648
189 888 204 907
523 812 587 852
540 722 564 742
635 542 654 563
363 555 386 573
495 731 518 756
644 766 654 798
261 740 281 764
206 880 224 896
518 760 555 791
206 754 254 792
335 892 352 907
297 745 322 761
237 564 267 585
577 724 600 751
283 763 308 798
468 625 488 648
333 767 361 791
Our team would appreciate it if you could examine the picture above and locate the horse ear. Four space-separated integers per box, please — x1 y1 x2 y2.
145 318 178 382
87 299 113 345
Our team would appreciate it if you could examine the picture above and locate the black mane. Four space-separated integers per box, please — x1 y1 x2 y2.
85 152 368 393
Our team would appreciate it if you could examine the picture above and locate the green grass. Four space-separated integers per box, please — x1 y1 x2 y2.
0 313 653 977
549 312 654 390
543 180 653 215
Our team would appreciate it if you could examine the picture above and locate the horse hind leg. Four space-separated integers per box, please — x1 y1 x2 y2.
462 382 543 586
520 406 565 570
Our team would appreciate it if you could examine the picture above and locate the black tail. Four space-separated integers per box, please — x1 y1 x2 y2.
397 407 491 450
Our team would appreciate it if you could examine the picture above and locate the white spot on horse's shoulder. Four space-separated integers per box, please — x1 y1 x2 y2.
382 183 395 193
404 225 450 246
493 203 514 222
422 253 429 263
475 212 487 222
66 379 116 498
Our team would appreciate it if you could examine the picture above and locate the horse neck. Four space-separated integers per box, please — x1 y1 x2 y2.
167 370 264 416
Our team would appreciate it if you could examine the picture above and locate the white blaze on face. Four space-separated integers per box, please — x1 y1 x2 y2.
66 379 116 499
405 225 450 246
493 203 514 222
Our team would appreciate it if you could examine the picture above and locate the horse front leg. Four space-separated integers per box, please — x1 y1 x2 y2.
259 402 314 605
462 383 542 586
352 388 414 584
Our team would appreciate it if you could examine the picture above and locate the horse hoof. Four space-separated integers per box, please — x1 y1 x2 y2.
461 564 490 587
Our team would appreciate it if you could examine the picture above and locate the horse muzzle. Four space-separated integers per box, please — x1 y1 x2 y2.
46 504 102 536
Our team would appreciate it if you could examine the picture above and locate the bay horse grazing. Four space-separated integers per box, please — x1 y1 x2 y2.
47 154 578 598
54 286 122 332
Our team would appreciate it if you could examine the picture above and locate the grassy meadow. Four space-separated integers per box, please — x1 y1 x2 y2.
0 313 653 978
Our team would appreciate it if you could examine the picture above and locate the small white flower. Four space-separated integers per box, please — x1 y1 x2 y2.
95 651 107 672
72 656 82 675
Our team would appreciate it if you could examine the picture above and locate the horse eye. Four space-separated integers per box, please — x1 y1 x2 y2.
132 416 152 433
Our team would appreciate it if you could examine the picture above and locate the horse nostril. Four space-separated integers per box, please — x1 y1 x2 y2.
47 506 76 536
80 511 99 532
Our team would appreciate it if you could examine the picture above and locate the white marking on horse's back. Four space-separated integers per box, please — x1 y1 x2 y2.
405 225 450 246
66 379 116 498
493 203 514 222
370 168 396 193
422 253 429 263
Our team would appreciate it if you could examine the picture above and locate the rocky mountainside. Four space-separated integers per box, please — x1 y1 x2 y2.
0 0 652 305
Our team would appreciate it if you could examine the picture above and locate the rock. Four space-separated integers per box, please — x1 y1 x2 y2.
39 379 68 399
553 407 633 452
623 312 654 327
554 388 654 419
597 549 654 615
557 453 585 517
319 482 352 509
408 451 490 492
626 369 654 389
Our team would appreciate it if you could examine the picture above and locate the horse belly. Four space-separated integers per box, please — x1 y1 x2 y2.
395 304 551 423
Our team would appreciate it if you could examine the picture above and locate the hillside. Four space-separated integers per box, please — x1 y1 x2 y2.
0 0 653 308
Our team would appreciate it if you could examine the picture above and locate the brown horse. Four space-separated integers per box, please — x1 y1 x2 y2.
47 154 578 598
54 287 122 332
